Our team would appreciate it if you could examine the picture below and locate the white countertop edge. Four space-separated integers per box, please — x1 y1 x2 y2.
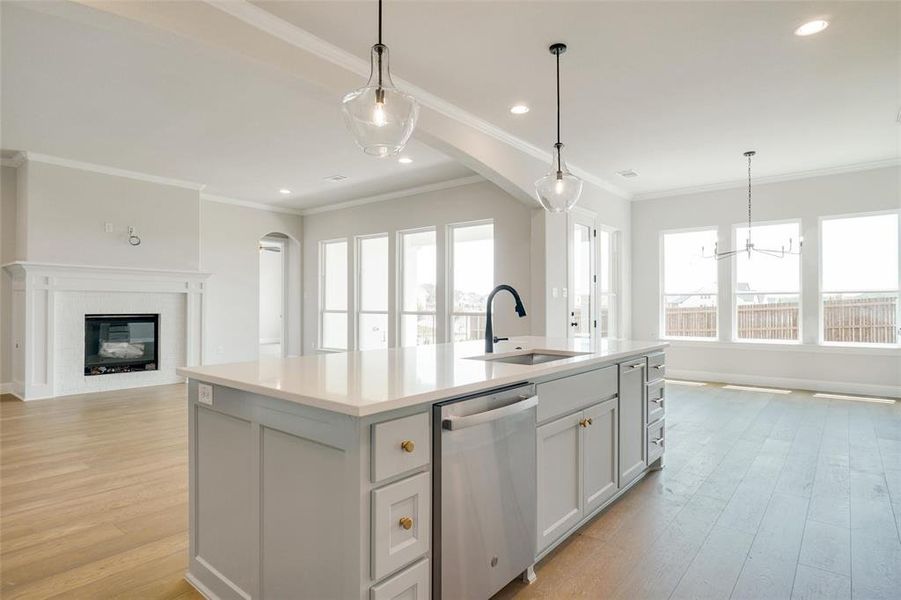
178 340 668 418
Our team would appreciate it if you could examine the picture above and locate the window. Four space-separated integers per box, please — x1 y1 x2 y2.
734 222 801 342
320 239 348 350
598 229 618 338
662 229 718 339
357 235 389 350
449 222 494 342
821 213 899 345
399 228 437 346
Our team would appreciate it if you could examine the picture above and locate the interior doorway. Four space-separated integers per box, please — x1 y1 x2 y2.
259 234 287 359
568 210 596 340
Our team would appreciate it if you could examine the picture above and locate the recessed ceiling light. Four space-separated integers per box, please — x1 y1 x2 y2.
510 104 530 115
398 157 413 164
279 188 291 195
323 174 348 183
794 19 829 36
617 169 639 179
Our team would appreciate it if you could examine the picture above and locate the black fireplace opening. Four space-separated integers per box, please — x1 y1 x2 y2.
84 314 159 376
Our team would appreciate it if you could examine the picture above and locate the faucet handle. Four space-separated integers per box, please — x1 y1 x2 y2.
493 336 509 343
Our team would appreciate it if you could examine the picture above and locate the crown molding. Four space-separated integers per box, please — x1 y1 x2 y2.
204 0 631 201
299 175 485 216
632 157 901 201
0 152 27 168
19 152 206 190
201 193 304 216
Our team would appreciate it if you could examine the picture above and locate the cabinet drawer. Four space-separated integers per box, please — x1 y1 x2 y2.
647 352 665 381
372 412 430 483
372 472 430 580
646 380 665 424
370 558 429 600
537 366 617 424
647 419 665 464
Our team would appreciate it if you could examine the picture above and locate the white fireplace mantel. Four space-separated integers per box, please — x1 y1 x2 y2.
3 261 211 400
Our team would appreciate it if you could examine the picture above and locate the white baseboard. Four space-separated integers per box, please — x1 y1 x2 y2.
259 338 280 345
0 382 13 395
667 369 901 399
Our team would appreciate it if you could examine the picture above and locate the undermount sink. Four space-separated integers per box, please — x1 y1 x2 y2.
468 350 590 365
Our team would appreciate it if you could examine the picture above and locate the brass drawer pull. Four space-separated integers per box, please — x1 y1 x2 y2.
399 516 413 530
400 440 415 453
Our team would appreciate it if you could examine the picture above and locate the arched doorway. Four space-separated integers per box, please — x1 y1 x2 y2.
259 233 288 358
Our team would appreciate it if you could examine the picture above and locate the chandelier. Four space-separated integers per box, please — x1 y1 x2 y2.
703 151 802 259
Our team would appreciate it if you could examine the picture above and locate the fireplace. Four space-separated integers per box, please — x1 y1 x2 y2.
84 314 159 376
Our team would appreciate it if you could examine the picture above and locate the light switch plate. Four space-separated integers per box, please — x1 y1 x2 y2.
198 383 213 405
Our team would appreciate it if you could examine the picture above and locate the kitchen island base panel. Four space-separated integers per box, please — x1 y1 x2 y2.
183 340 666 600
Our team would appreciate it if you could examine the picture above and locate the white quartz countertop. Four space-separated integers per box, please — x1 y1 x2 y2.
177 337 668 417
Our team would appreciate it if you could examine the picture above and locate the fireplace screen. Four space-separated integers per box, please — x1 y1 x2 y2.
84 314 159 376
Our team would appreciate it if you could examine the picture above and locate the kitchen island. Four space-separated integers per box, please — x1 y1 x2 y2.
177 336 667 600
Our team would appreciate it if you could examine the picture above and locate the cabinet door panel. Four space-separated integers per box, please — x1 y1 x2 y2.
537 412 583 553
618 361 647 487
583 399 618 514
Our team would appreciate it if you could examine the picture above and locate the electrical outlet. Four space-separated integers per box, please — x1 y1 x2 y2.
198 383 213 406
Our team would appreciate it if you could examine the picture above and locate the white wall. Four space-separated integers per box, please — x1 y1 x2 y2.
201 200 301 364
17 160 201 270
2 158 304 394
1 166 17 389
301 180 532 354
632 166 901 396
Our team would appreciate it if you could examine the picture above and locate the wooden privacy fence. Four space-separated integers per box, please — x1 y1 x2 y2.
823 296 897 344
665 296 897 343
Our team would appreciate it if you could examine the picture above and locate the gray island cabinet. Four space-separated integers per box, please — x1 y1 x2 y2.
177 337 667 600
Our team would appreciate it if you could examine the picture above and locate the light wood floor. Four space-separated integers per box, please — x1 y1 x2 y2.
2 383 900 600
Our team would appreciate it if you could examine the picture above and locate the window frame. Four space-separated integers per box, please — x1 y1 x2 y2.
355 233 390 351
818 209 901 348
659 226 720 341
397 226 438 347
731 218 803 345
318 237 349 352
447 219 495 343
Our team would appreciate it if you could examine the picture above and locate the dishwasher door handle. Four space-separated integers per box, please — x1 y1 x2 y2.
442 395 537 431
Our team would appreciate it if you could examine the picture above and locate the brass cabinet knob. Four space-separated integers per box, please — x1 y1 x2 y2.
579 419 589 428
399 516 413 530
400 440 415 453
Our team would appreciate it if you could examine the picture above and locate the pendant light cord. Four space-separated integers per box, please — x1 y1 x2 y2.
376 0 383 90
555 49 562 172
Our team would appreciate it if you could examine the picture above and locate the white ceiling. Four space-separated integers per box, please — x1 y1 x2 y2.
2 1 897 208
255 0 900 196
0 2 472 210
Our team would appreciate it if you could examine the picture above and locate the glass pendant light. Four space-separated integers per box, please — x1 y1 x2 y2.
535 43 583 213
341 0 419 157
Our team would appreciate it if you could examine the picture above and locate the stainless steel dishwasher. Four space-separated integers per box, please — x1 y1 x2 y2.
433 383 537 600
